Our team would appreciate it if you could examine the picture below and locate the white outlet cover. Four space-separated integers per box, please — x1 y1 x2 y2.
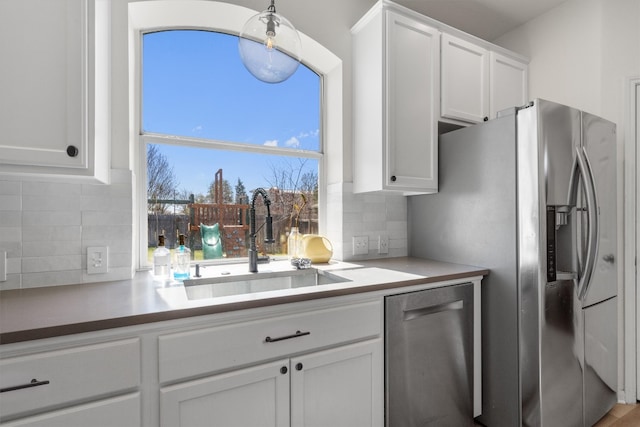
352 236 369 255
87 246 109 274
378 235 389 254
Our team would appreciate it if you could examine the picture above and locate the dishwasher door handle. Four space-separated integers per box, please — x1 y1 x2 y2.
403 300 464 321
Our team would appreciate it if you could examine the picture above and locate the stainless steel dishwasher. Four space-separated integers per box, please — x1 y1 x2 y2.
385 283 474 426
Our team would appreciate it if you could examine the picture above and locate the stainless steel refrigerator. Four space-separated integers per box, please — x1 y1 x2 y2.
408 99 617 427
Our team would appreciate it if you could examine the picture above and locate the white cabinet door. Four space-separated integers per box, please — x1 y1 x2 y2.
489 52 528 118
386 12 440 193
0 0 109 182
441 33 489 123
1 393 140 427
352 8 439 194
160 359 290 427
290 339 383 427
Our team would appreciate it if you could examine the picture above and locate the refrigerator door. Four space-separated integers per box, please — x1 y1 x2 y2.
580 112 617 307
583 297 618 426
518 100 585 427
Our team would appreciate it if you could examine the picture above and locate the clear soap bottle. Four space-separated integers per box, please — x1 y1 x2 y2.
288 227 300 259
173 234 191 281
152 235 171 282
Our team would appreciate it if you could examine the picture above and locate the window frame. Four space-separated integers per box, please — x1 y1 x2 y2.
129 1 342 270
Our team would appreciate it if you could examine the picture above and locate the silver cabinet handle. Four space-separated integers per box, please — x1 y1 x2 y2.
1 379 50 393
265 330 310 343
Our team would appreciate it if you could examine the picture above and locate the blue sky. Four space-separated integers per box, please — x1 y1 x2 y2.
143 30 320 195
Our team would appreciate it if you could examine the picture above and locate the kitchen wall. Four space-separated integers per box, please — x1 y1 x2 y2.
0 0 409 290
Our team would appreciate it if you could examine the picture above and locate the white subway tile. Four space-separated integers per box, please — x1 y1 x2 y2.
82 210 132 226
81 195 132 212
0 211 21 227
7 257 21 274
0 242 21 258
82 266 134 283
0 195 21 211
0 275 21 291
0 227 21 242
22 255 82 273
22 181 81 197
22 270 83 288
22 225 82 242
23 211 82 227
22 195 81 211
81 224 132 242
0 180 21 195
23 240 82 257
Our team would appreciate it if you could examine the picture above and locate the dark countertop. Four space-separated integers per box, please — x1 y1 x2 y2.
0 257 488 344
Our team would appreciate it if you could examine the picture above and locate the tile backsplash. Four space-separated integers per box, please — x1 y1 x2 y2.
0 172 407 290
327 182 408 261
0 170 134 290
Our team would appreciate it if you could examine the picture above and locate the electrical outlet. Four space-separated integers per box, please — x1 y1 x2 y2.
87 246 109 274
378 235 389 254
352 236 369 255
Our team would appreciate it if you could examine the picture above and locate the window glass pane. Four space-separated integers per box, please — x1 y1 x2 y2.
143 30 321 151
146 143 319 261
143 30 321 264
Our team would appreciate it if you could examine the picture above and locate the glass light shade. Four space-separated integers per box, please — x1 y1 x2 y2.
238 9 301 83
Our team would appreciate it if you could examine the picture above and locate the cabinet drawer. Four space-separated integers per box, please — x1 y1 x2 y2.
0 338 140 419
1 393 140 427
159 300 381 383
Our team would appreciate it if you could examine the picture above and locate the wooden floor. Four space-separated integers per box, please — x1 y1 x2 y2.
473 404 640 426
594 403 640 427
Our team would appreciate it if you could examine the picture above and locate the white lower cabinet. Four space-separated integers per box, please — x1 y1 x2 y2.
158 299 383 427
160 339 382 427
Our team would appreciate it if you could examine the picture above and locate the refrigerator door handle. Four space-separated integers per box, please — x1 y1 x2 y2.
575 146 600 300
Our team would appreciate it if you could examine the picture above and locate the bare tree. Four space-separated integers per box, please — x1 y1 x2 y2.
147 145 178 214
265 158 318 235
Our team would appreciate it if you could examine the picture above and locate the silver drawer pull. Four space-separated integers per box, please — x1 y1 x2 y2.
1 379 50 393
265 330 310 343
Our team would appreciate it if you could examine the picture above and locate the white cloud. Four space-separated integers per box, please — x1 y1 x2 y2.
285 137 300 148
192 125 203 133
297 129 320 139
264 139 278 147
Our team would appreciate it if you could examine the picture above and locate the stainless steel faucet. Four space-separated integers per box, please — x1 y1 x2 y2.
248 188 275 273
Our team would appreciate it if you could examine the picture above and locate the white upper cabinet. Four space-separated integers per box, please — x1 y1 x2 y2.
441 33 490 123
352 1 528 194
489 51 529 118
352 6 440 195
0 0 109 183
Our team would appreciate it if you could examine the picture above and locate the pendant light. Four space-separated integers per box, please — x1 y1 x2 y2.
238 0 301 84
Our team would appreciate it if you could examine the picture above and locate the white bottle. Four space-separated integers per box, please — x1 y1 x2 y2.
153 235 171 282
173 234 191 281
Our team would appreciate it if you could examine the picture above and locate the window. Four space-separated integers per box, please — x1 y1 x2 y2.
142 30 322 263
130 1 342 269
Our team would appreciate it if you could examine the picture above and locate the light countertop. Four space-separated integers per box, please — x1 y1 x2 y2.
0 257 488 344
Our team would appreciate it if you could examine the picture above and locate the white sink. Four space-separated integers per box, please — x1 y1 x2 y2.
183 268 350 300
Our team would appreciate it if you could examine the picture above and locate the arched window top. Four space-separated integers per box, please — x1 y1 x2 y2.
129 1 341 76
142 29 321 151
